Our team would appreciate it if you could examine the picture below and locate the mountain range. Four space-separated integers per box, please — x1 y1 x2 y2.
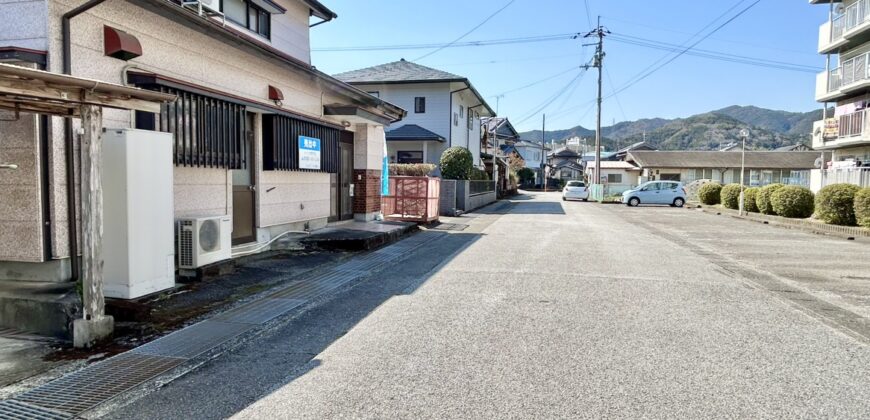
517 105 825 151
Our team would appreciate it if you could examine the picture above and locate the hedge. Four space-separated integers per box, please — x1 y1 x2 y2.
855 188 870 228
720 184 743 210
389 163 436 177
771 185 815 219
756 183 784 215
469 167 490 181
815 183 861 226
743 187 759 213
440 147 473 180
697 182 722 205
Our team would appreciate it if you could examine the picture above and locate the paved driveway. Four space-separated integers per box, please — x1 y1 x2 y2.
109 192 870 418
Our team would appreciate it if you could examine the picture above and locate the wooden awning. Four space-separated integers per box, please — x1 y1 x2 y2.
0 63 175 117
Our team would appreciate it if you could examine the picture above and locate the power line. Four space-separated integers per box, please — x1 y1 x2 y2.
312 33 579 52
583 0 594 28
435 53 583 67
605 69 628 122
607 0 763 100
413 0 517 62
493 66 581 97
515 69 588 125
609 33 820 72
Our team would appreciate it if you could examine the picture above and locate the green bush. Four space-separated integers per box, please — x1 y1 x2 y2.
697 182 722 205
854 188 870 228
756 183 785 215
469 167 490 181
720 184 743 210
517 168 535 182
771 186 815 219
815 184 862 226
743 187 759 213
439 147 473 180
389 163 436 177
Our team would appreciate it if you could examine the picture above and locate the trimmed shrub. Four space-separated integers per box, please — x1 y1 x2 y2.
469 167 490 181
720 184 743 210
815 183 862 226
756 183 785 215
743 187 759 213
697 182 722 205
854 188 870 228
389 163 436 177
771 186 815 219
439 147 473 180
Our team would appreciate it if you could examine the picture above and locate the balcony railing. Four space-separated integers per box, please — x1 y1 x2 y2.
829 0 870 43
822 167 870 188
832 14 846 41
828 52 870 92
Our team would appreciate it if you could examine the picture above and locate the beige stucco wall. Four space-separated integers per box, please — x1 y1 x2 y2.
0 109 44 262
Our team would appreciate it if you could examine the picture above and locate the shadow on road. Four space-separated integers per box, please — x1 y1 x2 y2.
107 231 483 420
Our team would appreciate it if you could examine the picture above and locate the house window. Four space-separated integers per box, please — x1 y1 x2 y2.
607 173 623 183
453 112 459 126
397 151 424 164
223 0 270 39
459 106 464 118
367 91 380 98
415 97 426 113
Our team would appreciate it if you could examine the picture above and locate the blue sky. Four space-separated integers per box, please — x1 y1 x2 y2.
310 0 827 132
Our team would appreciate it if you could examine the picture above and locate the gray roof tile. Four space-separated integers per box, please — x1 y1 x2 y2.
385 124 445 142
334 59 464 83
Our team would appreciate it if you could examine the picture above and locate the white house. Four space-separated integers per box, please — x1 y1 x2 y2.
585 161 642 194
0 0 404 337
335 60 495 166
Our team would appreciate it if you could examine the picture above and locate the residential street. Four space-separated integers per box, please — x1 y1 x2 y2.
92 191 870 418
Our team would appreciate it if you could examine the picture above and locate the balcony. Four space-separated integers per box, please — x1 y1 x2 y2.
815 51 870 101
821 167 870 188
812 110 870 149
819 0 870 53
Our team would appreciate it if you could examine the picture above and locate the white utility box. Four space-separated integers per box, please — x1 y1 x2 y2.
102 128 175 299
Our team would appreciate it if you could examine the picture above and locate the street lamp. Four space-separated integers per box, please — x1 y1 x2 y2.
739 128 749 215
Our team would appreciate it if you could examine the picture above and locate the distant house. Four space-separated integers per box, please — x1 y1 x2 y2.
775 143 812 152
626 151 825 187
614 141 656 160
585 161 642 194
335 59 495 166
512 140 550 184
547 147 582 180
482 117 520 157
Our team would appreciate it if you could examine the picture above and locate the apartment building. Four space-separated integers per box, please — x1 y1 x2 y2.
335 60 495 166
811 0 870 190
0 0 404 337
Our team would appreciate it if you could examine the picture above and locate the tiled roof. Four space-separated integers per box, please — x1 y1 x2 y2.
586 161 641 170
548 147 580 158
385 124 445 142
627 151 825 169
334 59 464 83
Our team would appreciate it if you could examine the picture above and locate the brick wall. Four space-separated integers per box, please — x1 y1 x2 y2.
353 169 381 214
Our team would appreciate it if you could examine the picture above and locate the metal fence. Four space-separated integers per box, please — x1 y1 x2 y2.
469 180 495 195
822 167 870 188
830 51 870 92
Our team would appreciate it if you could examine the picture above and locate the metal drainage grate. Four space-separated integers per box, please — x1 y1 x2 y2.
429 223 468 231
271 270 359 301
0 400 71 420
131 321 253 359
13 353 183 416
213 298 306 325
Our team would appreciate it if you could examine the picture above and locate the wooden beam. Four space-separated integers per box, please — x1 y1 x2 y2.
0 76 163 113
80 104 105 320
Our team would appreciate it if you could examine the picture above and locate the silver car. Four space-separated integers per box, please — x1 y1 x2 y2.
622 181 687 207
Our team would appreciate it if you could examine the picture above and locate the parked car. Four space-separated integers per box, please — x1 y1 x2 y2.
562 180 589 201
622 181 687 207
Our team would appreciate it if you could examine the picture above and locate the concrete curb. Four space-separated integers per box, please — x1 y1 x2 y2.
693 204 870 242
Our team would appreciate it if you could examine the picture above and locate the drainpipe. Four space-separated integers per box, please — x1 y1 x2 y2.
61 0 107 283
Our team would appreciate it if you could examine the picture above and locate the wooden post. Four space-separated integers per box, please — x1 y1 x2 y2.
73 104 113 348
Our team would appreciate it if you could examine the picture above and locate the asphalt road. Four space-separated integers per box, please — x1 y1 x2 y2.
105 192 870 419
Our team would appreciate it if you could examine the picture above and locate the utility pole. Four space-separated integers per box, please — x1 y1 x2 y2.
584 17 609 190
542 113 547 192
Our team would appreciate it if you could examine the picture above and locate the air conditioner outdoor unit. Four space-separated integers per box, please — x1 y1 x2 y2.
198 0 220 13
177 215 232 269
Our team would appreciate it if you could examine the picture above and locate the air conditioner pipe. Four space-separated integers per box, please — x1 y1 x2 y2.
230 230 311 258
61 0 107 283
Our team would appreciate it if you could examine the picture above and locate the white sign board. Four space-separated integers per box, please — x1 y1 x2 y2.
299 136 321 170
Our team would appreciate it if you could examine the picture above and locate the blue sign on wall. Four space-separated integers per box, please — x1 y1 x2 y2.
299 136 321 170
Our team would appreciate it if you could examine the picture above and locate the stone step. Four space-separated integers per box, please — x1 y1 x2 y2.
0 280 80 340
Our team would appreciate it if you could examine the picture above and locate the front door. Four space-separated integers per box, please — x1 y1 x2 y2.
232 112 257 245
339 133 354 220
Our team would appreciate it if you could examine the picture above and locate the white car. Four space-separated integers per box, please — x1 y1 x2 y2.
562 180 589 201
